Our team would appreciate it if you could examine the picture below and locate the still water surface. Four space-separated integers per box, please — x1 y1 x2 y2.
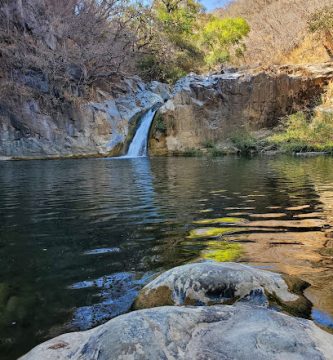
0 156 333 359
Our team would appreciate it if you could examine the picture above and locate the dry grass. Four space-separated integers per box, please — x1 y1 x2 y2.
217 0 333 65
282 33 330 65
322 81 333 106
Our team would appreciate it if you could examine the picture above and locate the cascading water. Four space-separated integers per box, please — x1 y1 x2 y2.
123 108 157 158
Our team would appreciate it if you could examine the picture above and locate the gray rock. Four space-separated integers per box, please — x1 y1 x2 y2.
20 304 333 360
134 262 312 317
0 77 170 159
147 81 171 101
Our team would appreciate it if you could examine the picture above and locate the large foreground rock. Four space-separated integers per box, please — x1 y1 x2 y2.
134 262 311 317
21 304 333 360
149 63 333 155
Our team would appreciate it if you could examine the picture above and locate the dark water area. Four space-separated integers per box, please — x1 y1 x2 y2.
0 156 333 359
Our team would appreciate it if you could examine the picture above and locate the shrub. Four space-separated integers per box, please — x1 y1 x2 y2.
202 140 215 149
269 111 333 153
154 116 167 132
230 131 257 153
182 148 203 157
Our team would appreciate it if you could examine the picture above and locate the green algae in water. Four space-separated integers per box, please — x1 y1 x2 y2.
198 209 214 213
193 217 246 225
187 227 241 239
201 242 242 262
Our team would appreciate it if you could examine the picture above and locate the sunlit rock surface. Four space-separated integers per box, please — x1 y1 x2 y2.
133 262 311 317
149 63 333 155
21 304 333 360
0 77 170 159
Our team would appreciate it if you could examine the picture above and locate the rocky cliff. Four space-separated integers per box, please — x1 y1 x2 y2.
0 0 171 160
2 63 333 159
0 77 169 160
149 63 333 155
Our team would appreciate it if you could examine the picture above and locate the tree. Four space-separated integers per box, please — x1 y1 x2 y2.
201 17 250 68
137 0 250 82
0 0 145 91
137 0 204 82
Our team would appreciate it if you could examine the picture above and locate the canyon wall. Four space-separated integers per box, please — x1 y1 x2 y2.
149 64 333 155
2 63 333 159
0 78 169 159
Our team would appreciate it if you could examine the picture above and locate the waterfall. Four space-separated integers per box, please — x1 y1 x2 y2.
123 108 157 158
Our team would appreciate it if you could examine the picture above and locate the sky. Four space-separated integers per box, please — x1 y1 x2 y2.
200 0 231 11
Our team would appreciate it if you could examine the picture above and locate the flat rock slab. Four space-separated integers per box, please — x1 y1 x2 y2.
21 304 333 360
134 262 311 317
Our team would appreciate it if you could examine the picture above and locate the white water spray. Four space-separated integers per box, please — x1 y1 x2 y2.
123 108 157 158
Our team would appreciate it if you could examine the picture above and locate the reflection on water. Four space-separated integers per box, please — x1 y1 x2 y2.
0 156 333 359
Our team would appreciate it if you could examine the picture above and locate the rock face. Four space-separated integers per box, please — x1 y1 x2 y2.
3 63 333 159
0 78 169 159
149 64 333 155
21 304 333 360
133 262 311 317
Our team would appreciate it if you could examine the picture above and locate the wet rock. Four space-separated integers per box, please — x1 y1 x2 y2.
68 272 151 330
134 262 311 317
20 304 333 360
0 77 170 159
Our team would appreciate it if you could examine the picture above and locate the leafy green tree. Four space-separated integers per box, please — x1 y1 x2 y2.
201 17 250 67
137 0 204 82
137 0 250 82
155 0 202 34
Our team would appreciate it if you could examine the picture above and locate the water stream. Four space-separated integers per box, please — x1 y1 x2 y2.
123 109 157 158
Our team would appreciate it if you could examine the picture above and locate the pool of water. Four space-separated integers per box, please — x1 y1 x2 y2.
0 155 333 359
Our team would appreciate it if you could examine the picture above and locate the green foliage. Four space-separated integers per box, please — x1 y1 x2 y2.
269 111 333 153
137 54 187 84
230 130 257 153
201 140 225 156
155 0 202 35
308 6 333 33
201 17 250 67
208 147 225 157
202 140 215 148
137 0 250 82
182 148 203 157
154 115 167 132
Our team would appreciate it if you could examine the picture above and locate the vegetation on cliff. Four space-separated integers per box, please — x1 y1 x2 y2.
218 0 333 65
267 81 333 154
0 0 249 95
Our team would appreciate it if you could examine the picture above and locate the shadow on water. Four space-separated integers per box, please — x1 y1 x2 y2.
0 155 333 358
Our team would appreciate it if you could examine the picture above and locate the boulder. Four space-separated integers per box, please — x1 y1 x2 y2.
134 262 312 317
20 304 333 360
